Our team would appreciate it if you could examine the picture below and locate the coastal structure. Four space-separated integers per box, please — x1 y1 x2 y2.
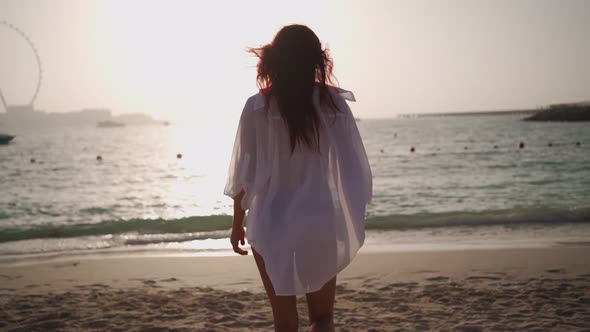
0 20 43 109
399 109 537 118
398 101 590 121
0 21 166 130
0 105 167 128
0 20 43 136
97 120 126 128
524 101 590 121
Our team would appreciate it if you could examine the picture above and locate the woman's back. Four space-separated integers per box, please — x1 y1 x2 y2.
225 85 372 295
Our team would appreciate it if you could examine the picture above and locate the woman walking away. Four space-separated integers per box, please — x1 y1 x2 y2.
224 24 372 332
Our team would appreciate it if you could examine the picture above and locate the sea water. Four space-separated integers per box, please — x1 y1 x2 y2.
1 115 589 262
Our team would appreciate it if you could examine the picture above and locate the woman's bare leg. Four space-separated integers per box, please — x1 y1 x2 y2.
252 248 298 332
306 277 336 332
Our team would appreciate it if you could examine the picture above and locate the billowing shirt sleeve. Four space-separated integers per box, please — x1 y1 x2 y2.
224 95 272 210
329 91 373 206
224 97 257 200
346 111 373 205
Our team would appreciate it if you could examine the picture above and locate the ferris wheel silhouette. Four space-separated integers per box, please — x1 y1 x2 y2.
0 20 43 109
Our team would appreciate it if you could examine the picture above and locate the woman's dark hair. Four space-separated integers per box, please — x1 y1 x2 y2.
249 24 339 153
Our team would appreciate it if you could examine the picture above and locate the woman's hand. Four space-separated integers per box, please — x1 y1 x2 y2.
231 226 248 255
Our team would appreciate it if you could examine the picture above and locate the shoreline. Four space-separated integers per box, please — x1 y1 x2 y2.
2 221 590 268
2 246 590 294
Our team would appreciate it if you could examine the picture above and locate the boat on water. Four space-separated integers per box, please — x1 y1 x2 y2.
0 134 15 145
97 121 126 128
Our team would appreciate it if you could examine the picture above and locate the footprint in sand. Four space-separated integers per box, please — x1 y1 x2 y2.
454 324 484 332
466 275 502 281
130 278 158 286
142 280 160 287
426 276 449 282
413 270 440 274
388 282 419 289
89 283 110 288
53 262 80 268
546 268 564 274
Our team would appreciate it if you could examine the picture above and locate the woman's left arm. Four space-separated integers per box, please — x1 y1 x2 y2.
230 190 248 255
225 97 257 256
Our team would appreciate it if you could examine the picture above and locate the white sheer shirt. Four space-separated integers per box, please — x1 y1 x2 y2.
225 86 372 296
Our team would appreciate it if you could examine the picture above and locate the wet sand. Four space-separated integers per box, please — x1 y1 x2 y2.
1 247 590 331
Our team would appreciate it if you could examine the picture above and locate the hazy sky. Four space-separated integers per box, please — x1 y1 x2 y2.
1 0 589 121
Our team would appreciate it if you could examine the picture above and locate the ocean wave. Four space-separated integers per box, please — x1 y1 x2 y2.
365 207 590 230
0 207 589 244
0 215 233 243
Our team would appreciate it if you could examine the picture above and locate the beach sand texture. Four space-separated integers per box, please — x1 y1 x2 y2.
1 247 590 331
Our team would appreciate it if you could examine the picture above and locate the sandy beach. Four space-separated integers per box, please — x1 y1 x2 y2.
1 246 590 331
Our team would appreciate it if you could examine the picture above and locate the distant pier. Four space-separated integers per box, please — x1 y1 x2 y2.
399 101 590 119
399 109 537 118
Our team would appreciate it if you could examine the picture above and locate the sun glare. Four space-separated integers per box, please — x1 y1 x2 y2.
89 0 353 125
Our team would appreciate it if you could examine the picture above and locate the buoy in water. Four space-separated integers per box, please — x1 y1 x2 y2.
548 142 553 147
410 147 415 153
379 149 384 153
96 155 102 161
519 142 525 149
576 142 581 146
30 158 36 163
493 145 498 149
177 153 183 159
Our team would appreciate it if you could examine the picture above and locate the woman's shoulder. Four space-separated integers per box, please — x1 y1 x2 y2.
242 92 266 113
318 84 356 103
314 85 356 119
